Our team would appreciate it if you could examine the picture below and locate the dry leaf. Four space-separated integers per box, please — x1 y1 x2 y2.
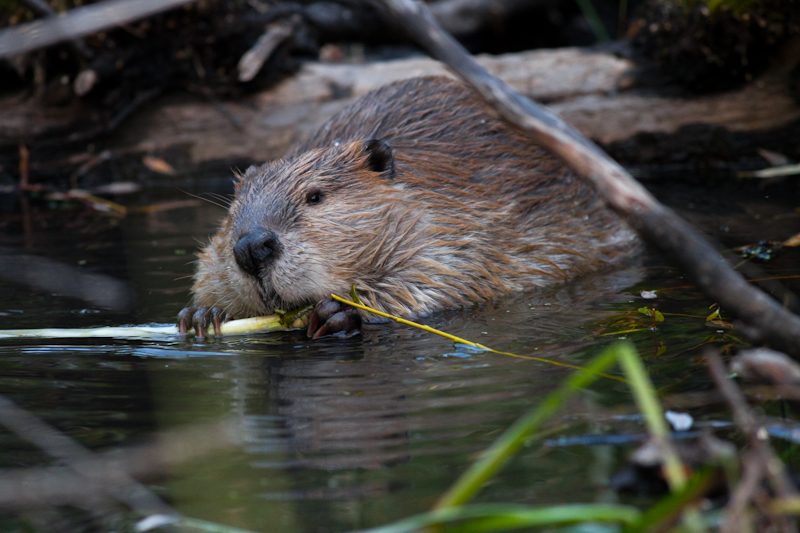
142 155 175 175
784 232 800 247
757 148 791 167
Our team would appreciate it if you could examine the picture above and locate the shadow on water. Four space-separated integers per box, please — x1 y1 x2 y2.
0 177 799 531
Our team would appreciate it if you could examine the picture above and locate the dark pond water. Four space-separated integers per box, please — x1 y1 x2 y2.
0 175 798 532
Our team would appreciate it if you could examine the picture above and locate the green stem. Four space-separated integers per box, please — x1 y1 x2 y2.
434 345 620 509
615 343 686 491
616 343 705 533
362 503 641 533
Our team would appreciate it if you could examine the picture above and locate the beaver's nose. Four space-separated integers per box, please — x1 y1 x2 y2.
233 229 281 277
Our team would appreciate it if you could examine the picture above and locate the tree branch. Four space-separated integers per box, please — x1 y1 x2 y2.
379 0 800 356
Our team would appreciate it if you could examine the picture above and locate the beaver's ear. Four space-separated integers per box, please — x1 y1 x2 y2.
363 139 395 179
242 165 260 178
233 165 260 192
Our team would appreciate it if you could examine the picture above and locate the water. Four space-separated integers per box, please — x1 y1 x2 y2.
0 177 798 532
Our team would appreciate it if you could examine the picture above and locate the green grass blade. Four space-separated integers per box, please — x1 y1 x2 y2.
574 0 611 42
615 343 686 491
616 344 705 533
434 345 621 509
359 503 641 533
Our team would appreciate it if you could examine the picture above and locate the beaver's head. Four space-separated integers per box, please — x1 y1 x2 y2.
195 139 406 318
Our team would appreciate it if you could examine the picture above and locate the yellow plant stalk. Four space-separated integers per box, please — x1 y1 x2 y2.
330 294 625 382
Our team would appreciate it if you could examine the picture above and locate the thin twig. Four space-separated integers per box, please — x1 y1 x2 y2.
705 350 798 533
721 451 765 533
378 0 800 357
237 19 295 82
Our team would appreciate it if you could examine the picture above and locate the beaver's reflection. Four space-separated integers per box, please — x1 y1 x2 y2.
233 335 537 472
224 267 642 474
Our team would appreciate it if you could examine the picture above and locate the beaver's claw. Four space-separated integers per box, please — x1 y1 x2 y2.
307 298 362 339
177 306 227 339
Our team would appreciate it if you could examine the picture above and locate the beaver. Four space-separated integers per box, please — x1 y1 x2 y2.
179 76 639 339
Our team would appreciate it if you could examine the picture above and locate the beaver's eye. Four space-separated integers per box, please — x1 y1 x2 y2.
306 191 323 205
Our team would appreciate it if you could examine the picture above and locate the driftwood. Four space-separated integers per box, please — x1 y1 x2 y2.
91 44 800 166
376 0 800 356
0 0 199 59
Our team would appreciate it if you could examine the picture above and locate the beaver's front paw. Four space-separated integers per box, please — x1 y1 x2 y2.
307 298 362 339
177 306 228 339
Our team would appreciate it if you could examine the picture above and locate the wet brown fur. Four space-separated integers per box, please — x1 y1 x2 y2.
192 76 639 319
